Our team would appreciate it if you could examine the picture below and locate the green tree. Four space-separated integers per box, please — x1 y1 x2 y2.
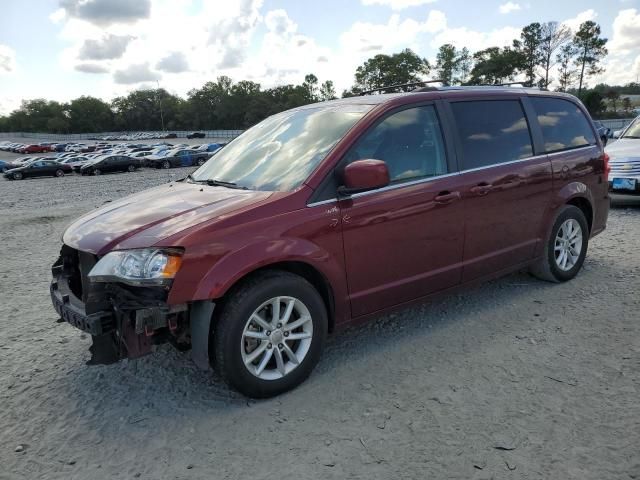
582 90 605 116
319 80 337 101
435 44 458 86
454 47 473 85
557 44 578 92
303 74 319 101
622 97 633 114
352 48 430 93
573 21 608 95
469 47 525 85
539 21 572 89
66 96 114 133
605 89 620 113
514 22 544 86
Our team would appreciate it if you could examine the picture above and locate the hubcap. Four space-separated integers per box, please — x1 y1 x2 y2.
554 219 583 271
241 296 313 380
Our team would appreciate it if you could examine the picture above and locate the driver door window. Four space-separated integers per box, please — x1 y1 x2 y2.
345 105 448 184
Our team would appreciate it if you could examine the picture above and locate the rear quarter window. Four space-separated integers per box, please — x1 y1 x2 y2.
451 99 534 170
530 97 597 153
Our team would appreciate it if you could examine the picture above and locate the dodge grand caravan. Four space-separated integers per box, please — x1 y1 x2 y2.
50 87 609 398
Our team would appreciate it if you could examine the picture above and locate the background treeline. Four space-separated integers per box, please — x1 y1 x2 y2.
0 18 635 134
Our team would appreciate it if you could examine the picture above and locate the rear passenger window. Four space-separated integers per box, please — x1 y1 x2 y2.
530 97 596 153
345 105 448 184
451 100 533 170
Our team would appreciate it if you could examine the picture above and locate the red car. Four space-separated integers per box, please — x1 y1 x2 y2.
19 144 49 154
50 87 609 397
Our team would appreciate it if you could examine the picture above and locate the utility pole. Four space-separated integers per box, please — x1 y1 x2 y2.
157 80 165 132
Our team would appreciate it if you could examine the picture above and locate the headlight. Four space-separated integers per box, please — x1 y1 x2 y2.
88 248 183 286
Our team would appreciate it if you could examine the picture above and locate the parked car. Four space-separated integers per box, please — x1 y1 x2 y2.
186 132 206 139
18 144 49 154
50 87 609 398
0 159 19 172
145 148 211 168
78 155 141 175
4 159 72 180
605 115 640 195
593 121 611 145
57 156 90 169
195 143 223 153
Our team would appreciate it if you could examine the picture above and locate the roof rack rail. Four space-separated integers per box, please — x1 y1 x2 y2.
460 81 534 87
359 80 444 96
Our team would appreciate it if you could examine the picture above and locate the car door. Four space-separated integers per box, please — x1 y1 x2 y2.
446 97 553 282
28 161 46 178
338 104 465 317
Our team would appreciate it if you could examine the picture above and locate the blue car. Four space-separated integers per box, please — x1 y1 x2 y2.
0 159 18 172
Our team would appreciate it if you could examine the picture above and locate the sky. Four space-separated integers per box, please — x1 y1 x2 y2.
1 0 640 115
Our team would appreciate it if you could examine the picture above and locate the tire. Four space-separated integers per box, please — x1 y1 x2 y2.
162 160 171 169
196 158 206 166
13 172 23 180
127 164 135 172
93 169 101 176
55 169 64 177
530 205 589 283
213 270 328 398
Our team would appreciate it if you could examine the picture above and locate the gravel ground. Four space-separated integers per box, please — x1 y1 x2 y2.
0 166 639 480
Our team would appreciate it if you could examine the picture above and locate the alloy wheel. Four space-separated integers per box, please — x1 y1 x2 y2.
554 219 583 271
241 296 313 380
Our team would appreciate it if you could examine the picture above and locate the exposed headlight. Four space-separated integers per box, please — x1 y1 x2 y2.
88 248 183 286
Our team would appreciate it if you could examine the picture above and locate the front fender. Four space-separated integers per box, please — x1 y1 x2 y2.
167 237 348 322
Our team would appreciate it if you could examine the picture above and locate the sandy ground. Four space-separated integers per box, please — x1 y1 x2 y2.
0 165 639 480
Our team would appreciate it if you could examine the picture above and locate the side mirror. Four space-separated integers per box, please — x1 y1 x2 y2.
338 159 390 197
613 130 622 139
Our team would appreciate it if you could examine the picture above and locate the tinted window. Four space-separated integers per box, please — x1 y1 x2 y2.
345 105 448 183
531 97 596 153
451 100 533 170
192 104 371 191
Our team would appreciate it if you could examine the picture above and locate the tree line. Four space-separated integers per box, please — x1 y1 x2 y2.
0 18 634 134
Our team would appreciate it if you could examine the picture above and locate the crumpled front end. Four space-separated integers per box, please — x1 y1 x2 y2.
50 244 202 365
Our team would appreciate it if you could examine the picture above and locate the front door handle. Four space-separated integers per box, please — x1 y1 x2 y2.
470 183 493 196
434 191 461 205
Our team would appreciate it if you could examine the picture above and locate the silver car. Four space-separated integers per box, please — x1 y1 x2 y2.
606 116 640 195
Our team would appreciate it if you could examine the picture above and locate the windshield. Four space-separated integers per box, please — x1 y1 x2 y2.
622 117 640 138
191 104 371 191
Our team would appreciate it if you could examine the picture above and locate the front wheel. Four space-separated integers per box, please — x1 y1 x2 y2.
196 158 206 166
93 169 101 176
13 172 23 180
127 164 135 172
162 160 171 169
213 271 327 398
55 169 64 177
530 205 589 283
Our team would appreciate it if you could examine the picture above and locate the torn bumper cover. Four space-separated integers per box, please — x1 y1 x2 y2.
50 245 213 369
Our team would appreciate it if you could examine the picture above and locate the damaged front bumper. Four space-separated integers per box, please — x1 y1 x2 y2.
50 245 213 368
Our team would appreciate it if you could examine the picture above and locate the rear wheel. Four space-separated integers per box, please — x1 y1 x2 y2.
127 164 135 172
13 172 23 180
162 160 171 169
196 158 206 166
213 270 327 398
93 169 101 176
55 169 64 177
530 205 589 283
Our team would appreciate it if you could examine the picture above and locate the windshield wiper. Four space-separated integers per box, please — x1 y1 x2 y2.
622 135 640 139
206 179 248 190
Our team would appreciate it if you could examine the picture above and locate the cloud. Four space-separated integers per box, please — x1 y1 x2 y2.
0 44 16 74
113 63 160 84
340 15 426 53
156 52 190 73
265 9 296 35
74 63 109 74
562 9 597 32
498 2 521 14
59 0 151 26
361 0 437 10
424 9 446 33
206 0 263 70
609 9 640 54
78 34 134 60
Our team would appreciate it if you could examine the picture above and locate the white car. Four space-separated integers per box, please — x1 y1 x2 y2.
606 116 640 195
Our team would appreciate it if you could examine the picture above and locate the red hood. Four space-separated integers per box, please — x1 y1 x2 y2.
63 181 274 254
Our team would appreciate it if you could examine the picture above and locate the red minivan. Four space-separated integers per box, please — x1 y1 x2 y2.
51 87 609 397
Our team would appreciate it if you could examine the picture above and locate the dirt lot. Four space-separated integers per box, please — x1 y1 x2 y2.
0 165 638 480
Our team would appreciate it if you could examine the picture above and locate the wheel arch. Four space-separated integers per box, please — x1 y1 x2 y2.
214 260 336 333
566 196 593 233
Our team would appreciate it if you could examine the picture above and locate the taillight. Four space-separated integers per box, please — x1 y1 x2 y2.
602 152 611 180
